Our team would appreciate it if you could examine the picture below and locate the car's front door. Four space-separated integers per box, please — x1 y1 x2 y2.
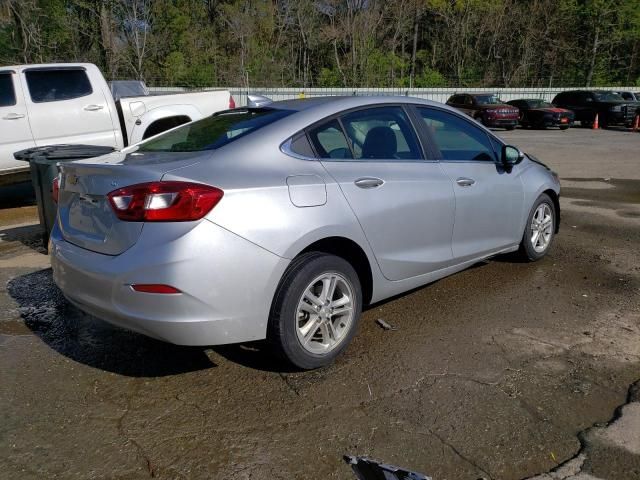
309 105 456 281
0 71 35 173
22 67 117 147
414 106 525 262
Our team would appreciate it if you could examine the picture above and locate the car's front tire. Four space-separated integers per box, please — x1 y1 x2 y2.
268 252 362 369
518 193 556 261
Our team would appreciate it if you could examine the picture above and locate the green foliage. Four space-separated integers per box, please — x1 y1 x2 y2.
1 0 639 88
413 67 447 87
318 68 342 87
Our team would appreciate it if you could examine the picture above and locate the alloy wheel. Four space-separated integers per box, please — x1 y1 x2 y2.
530 203 553 253
295 272 355 355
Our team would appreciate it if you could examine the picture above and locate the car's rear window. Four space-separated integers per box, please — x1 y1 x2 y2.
138 108 294 152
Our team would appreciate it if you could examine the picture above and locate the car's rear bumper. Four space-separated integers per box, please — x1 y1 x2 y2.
50 219 289 345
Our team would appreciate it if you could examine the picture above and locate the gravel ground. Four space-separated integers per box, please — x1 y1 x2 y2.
0 127 639 480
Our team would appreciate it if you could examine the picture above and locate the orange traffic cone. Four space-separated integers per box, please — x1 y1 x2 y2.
633 114 640 132
592 113 599 129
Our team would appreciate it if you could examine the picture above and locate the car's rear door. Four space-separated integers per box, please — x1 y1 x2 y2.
310 105 455 281
22 66 118 147
413 106 525 263
0 70 35 173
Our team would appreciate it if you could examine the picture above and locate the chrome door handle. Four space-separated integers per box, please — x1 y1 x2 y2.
84 104 104 111
2 113 25 120
354 177 384 189
456 177 476 187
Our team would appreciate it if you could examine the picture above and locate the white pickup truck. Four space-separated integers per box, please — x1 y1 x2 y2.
0 63 234 183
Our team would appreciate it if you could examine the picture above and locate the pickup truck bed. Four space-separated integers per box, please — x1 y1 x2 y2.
0 63 233 180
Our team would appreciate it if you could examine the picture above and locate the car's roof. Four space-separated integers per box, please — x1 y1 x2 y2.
559 89 617 93
0 63 94 73
222 95 479 148
267 95 441 113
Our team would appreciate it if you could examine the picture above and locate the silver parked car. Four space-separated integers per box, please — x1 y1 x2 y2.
50 96 560 369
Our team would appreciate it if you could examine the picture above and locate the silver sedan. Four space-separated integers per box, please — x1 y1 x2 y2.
50 96 560 369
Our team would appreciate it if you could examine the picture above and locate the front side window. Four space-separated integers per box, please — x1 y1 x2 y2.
25 69 93 103
0 73 16 107
340 106 422 160
417 107 497 162
139 108 293 152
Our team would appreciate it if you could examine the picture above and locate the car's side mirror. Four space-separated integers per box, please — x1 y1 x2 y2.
502 145 524 168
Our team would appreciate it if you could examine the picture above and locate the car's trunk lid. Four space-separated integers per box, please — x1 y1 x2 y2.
57 150 204 255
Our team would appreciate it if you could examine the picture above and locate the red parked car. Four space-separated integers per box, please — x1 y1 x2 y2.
446 93 519 130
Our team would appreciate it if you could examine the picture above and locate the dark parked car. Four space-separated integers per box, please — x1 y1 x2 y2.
446 93 519 130
552 90 636 128
506 99 574 129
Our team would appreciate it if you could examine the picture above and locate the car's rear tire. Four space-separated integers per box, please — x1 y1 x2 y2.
505 125 516 130
518 193 556 261
268 252 362 369
559 126 569 130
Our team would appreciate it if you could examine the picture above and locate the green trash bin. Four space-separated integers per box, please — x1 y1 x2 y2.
14 145 116 249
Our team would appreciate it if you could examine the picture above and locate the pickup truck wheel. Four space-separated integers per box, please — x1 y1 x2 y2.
268 252 362 370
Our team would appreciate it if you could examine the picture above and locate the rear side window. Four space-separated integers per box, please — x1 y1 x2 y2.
340 106 422 160
288 132 315 158
25 69 93 103
308 119 353 159
138 108 294 152
0 73 16 106
417 107 496 162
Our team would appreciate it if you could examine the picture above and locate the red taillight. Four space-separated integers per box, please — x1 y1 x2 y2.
229 95 236 109
52 176 60 203
107 181 223 222
131 284 181 294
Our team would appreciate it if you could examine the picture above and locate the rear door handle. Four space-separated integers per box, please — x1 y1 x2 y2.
456 177 476 187
354 177 384 189
84 104 104 111
2 113 25 120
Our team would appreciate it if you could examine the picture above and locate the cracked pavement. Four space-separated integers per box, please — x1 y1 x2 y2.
1 128 639 479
